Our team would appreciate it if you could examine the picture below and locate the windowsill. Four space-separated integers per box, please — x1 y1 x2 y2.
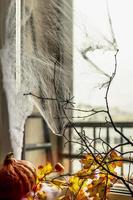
108 192 133 200
107 182 133 200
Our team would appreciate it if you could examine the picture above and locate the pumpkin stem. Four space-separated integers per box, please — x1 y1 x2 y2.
4 152 14 165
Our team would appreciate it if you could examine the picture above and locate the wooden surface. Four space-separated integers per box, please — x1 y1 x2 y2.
108 192 133 200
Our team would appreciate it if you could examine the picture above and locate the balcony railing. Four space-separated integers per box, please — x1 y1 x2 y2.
61 121 133 175
23 118 133 177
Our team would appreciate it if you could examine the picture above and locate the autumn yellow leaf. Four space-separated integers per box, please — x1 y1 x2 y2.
26 196 34 200
37 191 47 200
56 195 66 200
77 168 91 178
69 176 84 194
37 162 53 181
76 189 88 200
80 154 94 168
110 151 123 167
52 179 67 188
56 194 71 200
110 150 118 159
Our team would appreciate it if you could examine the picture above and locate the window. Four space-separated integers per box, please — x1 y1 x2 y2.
0 0 133 197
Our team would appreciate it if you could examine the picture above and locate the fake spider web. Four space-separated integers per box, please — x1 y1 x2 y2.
0 0 117 159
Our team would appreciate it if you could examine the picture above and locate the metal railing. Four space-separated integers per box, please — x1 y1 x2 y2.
61 121 133 174
23 120 133 174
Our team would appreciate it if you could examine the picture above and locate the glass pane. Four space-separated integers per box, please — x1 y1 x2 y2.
25 149 46 167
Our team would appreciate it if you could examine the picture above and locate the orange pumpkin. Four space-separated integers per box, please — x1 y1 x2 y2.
0 152 36 200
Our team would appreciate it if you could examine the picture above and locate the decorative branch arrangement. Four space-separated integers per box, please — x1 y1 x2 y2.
24 49 133 199
25 151 123 200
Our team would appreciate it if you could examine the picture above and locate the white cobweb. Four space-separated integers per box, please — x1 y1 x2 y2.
73 0 118 109
0 0 117 159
